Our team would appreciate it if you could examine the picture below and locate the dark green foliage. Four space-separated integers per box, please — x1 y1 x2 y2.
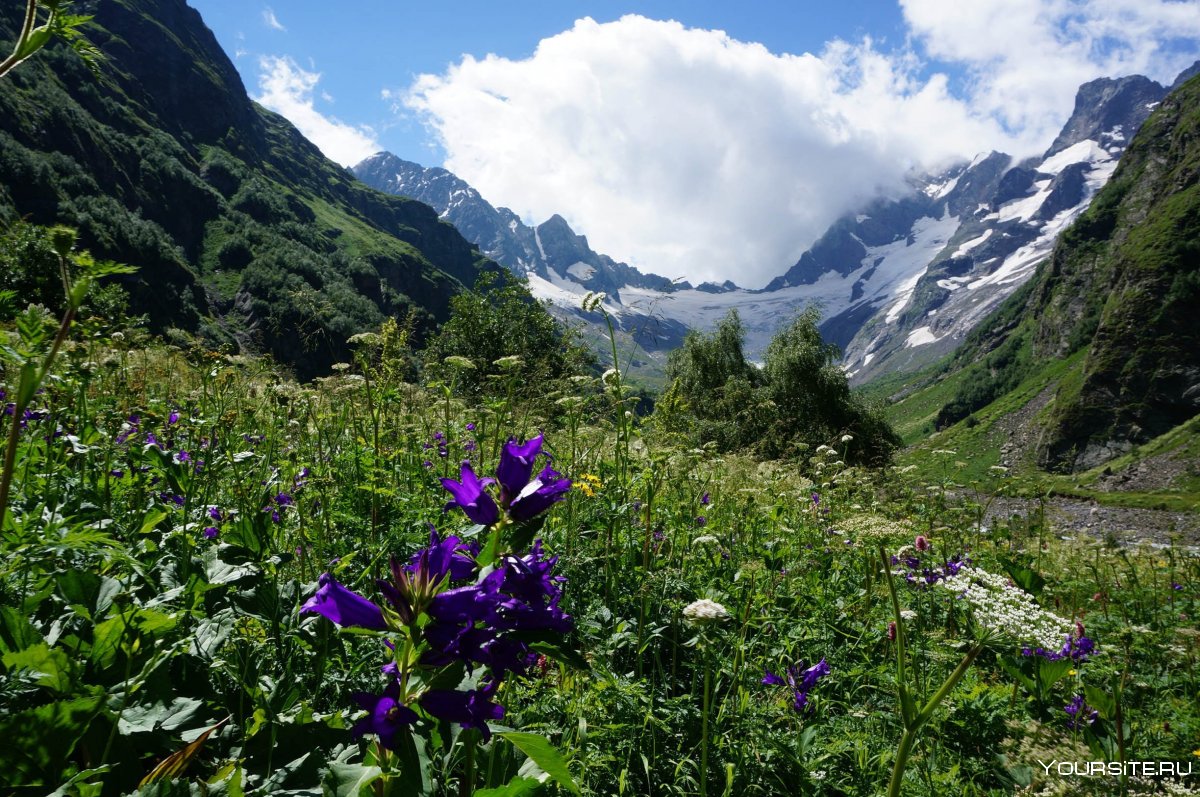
0 219 132 322
665 308 900 463
423 271 594 400
0 0 496 376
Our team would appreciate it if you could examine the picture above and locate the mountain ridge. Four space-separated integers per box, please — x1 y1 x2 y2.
0 0 497 376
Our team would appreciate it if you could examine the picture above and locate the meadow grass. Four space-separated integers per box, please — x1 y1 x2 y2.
0 335 1196 797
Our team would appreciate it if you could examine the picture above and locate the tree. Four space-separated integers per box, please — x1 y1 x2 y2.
422 270 594 401
662 308 900 463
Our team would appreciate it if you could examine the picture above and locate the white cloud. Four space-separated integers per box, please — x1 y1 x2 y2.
407 16 1007 287
405 9 1199 287
900 0 1200 149
262 7 286 32
255 55 381 167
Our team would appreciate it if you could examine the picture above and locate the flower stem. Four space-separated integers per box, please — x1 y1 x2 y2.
701 647 711 796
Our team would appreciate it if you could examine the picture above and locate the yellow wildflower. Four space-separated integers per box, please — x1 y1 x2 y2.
575 473 602 498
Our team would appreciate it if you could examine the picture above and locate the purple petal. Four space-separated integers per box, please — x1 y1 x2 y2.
300 573 388 630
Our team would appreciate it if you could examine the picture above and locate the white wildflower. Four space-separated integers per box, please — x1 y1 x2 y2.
900 609 917 621
937 566 1073 649
692 535 719 547
682 599 729 625
840 435 853 443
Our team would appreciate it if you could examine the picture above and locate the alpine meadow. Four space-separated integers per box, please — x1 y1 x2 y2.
1 3 1199 797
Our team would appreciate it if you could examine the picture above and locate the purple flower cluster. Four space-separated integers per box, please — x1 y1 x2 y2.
762 658 831 713
441 434 571 526
892 550 970 589
1064 694 1099 729
1022 634 1096 663
302 530 571 743
302 435 574 749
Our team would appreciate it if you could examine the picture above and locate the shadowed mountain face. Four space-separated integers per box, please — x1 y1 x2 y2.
0 0 495 377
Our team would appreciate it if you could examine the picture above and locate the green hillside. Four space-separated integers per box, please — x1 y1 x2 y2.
0 0 496 377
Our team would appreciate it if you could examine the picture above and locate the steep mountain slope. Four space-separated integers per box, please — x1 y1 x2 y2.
890 72 1200 478
836 74 1168 382
0 0 494 376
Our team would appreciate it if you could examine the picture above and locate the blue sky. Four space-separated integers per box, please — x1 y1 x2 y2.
187 1 1200 286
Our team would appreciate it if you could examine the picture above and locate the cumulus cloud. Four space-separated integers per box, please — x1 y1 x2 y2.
255 55 380 167
406 9 1199 287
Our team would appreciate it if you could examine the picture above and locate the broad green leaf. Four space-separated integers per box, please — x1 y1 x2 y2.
139 509 169 536
392 728 433 795
0 606 40 655
498 733 580 795
117 697 203 735
324 761 383 797
0 696 103 784
3 642 74 694
14 26 53 62
90 615 125 669
474 776 543 797
1000 558 1045 596
1036 658 1072 692
1084 684 1115 720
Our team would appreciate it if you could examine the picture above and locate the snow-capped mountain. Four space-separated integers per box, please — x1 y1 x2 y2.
354 153 701 363
839 72 1168 382
354 65 1191 383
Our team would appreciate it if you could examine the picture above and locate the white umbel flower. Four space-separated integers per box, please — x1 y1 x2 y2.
682 599 729 625
938 566 1072 649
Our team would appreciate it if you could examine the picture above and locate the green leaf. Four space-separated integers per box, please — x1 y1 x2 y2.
90 615 125 669
117 697 202 734
498 733 580 795
392 727 433 795
139 509 169 536
3 642 74 694
997 656 1035 692
474 776 543 797
0 696 103 784
14 26 52 62
0 606 41 655
323 761 383 797
1084 684 1115 720
1036 658 1072 692
1000 558 1045 596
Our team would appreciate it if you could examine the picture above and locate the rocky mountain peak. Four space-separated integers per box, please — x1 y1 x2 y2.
1044 74 1166 158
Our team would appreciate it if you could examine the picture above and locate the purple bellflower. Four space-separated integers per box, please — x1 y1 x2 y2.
420 678 505 741
351 683 419 750
497 434 544 502
301 573 388 631
1064 694 1099 729
508 465 573 522
763 658 831 714
441 463 500 526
